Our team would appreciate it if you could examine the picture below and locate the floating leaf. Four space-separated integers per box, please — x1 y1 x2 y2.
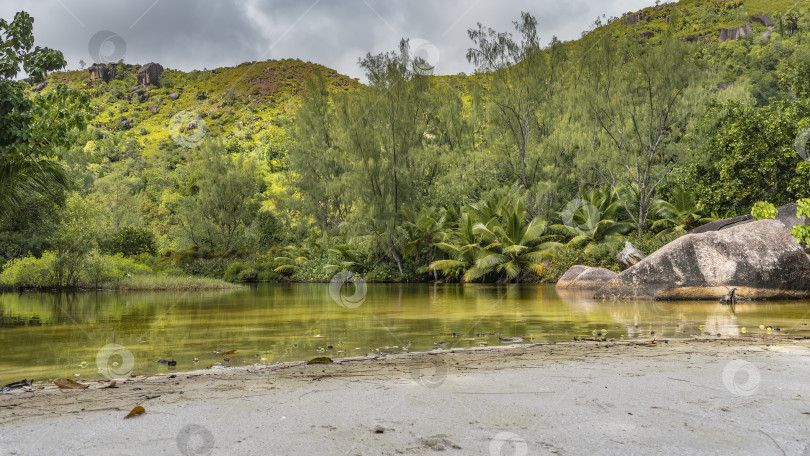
54 378 88 389
124 405 145 419
307 357 334 365
213 349 237 355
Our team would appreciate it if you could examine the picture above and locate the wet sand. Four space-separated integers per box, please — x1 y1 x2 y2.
2 339 810 455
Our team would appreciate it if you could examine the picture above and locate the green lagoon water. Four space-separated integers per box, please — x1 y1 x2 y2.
1 283 809 385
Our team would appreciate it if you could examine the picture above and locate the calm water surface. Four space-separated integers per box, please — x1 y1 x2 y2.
1 283 809 385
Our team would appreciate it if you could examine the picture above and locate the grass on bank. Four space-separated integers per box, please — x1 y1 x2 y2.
108 275 243 291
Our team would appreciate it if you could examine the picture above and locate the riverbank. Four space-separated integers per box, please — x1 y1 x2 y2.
2 338 809 455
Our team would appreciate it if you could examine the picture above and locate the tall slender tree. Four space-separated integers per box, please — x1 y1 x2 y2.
580 35 697 235
466 12 566 216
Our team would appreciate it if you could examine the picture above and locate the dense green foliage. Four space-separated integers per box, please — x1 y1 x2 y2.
2 0 810 286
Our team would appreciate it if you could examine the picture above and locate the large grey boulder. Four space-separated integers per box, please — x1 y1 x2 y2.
692 203 807 234
594 220 810 301
137 62 164 86
719 23 753 42
88 63 116 82
616 242 646 271
622 12 647 26
556 265 618 291
751 13 774 28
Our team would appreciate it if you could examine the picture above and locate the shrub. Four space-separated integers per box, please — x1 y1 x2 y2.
0 251 152 289
111 226 158 256
0 251 57 288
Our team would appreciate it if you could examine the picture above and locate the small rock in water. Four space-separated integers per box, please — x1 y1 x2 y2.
499 337 524 344
157 359 169 365
167 360 177 367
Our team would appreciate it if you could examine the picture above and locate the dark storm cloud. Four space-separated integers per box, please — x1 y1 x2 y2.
1 0 656 80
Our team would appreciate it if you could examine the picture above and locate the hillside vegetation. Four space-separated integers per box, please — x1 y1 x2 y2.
1 0 809 288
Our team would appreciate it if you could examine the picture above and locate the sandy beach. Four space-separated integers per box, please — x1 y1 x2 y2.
2 339 810 455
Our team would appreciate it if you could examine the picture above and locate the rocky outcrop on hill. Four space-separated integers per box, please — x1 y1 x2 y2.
594 220 810 301
751 13 774 28
623 12 647 26
88 64 116 82
137 63 164 86
719 23 753 42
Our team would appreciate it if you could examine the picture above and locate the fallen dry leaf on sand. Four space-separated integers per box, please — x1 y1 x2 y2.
54 378 88 389
124 406 145 419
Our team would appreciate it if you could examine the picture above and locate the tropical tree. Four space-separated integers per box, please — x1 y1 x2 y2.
464 196 560 282
0 11 89 220
466 12 567 215
650 186 715 236
402 206 455 279
324 243 365 275
176 140 263 251
333 39 434 275
288 70 351 231
273 243 319 276
580 34 698 235
430 212 483 281
550 187 634 252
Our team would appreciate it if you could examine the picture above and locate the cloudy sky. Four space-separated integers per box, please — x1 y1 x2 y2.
3 0 657 80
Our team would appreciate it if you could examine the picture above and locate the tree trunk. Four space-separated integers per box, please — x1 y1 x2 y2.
388 238 404 275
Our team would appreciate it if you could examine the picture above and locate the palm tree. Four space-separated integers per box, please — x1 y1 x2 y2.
0 156 68 221
429 212 484 281
273 239 322 276
402 206 455 279
550 187 634 253
651 186 715 236
464 196 561 283
324 243 365 275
